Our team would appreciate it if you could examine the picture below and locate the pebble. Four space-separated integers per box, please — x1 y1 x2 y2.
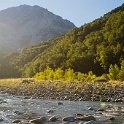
75 115 96 121
30 117 46 124
49 115 57 122
47 109 54 113
24 96 31 99
79 121 95 124
62 116 75 122
76 114 84 116
14 111 24 115
88 107 94 111
58 102 63 105
0 118 4 122
97 108 105 112
0 100 7 104
12 120 21 123
109 116 115 121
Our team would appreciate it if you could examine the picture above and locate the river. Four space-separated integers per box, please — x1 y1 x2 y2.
0 94 124 124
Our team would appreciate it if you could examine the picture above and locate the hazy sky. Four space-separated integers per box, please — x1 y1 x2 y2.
0 0 124 27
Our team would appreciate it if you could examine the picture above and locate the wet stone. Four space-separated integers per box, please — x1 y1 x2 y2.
47 109 54 114
58 102 63 105
78 121 95 124
109 116 115 121
29 117 45 124
0 118 4 122
49 115 57 122
62 116 75 122
0 100 7 104
24 96 32 99
12 119 21 123
76 114 84 116
75 115 96 121
97 108 105 112
17 122 30 124
14 111 24 115
88 107 94 111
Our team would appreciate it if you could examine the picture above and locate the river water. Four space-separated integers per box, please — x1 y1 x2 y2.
0 94 124 124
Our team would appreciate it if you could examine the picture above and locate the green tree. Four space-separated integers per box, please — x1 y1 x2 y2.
44 67 54 80
118 60 124 81
64 68 76 82
108 64 120 80
76 72 86 82
85 71 96 82
54 68 64 81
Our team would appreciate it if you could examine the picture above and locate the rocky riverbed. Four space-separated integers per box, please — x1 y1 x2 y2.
0 80 124 103
0 94 124 124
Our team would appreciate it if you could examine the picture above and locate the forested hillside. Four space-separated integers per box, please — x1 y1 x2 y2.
0 4 124 81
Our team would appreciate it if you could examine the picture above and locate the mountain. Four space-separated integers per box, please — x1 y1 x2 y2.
0 4 124 78
0 5 75 51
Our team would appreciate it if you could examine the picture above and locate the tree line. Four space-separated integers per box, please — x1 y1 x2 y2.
0 4 124 81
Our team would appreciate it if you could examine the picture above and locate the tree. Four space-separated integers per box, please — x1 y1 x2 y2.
118 60 124 81
64 68 76 82
54 68 64 81
76 72 86 82
108 64 120 80
85 71 96 82
44 67 54 80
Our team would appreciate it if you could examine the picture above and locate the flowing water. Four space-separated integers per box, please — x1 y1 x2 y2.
0 94 124 124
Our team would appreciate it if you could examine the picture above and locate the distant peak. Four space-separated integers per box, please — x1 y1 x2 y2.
33 5 47 10
33 5 41 8
18 4 47 11
19 4 43 8
19 4 31 7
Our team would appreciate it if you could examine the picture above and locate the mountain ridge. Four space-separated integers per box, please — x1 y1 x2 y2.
0 5 75 51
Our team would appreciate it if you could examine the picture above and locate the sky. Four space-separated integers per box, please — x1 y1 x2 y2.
0 0 124 27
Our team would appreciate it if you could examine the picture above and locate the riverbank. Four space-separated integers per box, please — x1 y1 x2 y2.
0 79 123 103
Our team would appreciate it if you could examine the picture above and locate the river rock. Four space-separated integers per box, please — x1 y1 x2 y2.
115 99 122 102
0 100 7 104
109 116 115 121
95 112 103 115
12 119 21 123
18 122 32 124
97 108 105 111
64 96 68 100
62 116 75 121
88 107 94 111
58 102 63 105
14 111 24 115
47 109 54 113
76 114 84 116
79 98 83 101
60 122 68 124
49 115 57 122
30 117 46 124
79 121 95 124
24 96 32 99
0 118 4 122
75 115 96 121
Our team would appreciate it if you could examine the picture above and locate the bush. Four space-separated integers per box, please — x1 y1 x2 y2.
118 60 124 81
94 76 108 82
108 64 120 80
34 67 97 82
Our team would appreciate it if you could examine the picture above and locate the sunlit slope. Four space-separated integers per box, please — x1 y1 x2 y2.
0 4 124 78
